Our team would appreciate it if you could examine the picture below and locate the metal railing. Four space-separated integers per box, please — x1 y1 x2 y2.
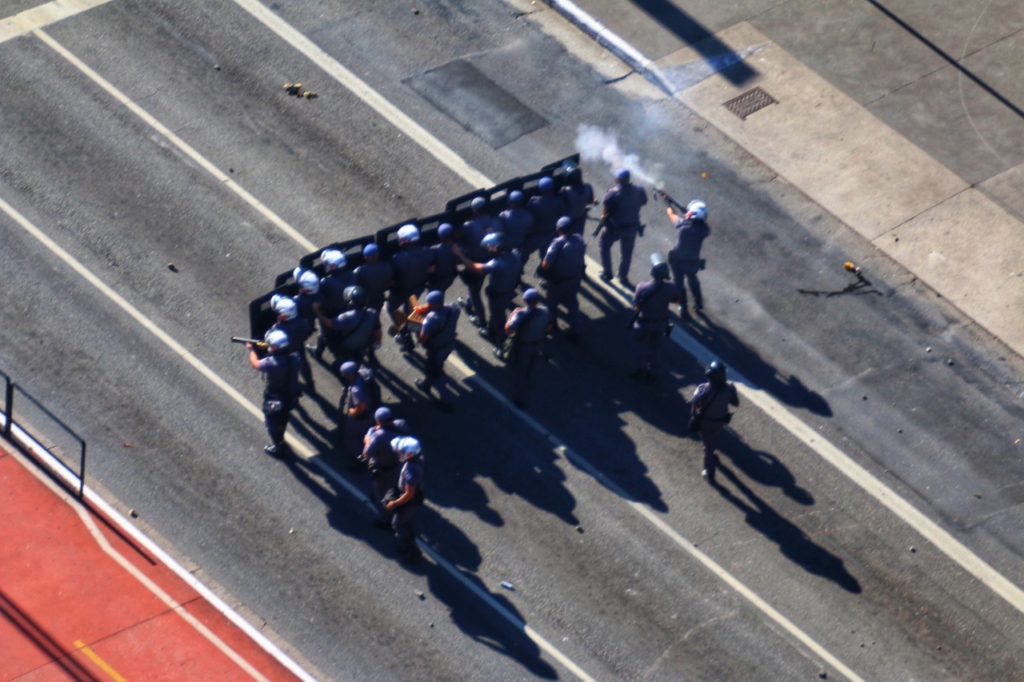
1 368 87 499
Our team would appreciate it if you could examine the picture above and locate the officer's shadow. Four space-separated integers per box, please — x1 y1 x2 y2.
684 313 832 417
717 430 813 505
713 463 861 593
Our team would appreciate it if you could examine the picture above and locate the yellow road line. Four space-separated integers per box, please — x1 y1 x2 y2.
74 639 129 682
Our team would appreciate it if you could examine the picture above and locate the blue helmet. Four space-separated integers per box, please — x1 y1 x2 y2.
556 216 571 233
615 168 631 183
374 406 393 423
340 361 359 377
363 243 379 258
426 290 444 306
471 197 486 211
481 232 505 251
523 288 541 303
539 177 554 192
509 190 524 205
438 223 454 239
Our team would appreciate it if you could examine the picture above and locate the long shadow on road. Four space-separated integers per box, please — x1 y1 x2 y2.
715 463 860 593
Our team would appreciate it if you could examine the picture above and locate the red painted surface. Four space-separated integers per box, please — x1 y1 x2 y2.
0 446 301 682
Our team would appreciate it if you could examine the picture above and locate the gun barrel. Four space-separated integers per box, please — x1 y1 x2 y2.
231 336 265 346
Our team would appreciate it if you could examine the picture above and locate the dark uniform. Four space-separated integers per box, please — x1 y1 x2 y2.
428 238 460 295
691 378 739 483
505 299 551 408
338 368 375 463
316 269 355 359
600 180 648 283
524 191 565 270
630 277 680 380
272 316 315 390
499 203 533 253
481 250 523 344
459 212 501 321
418 303 460 408
355 258 394 319
669 215 710 314
541 232 586 337
560 181 594 236
325 306 380 370
363 418 409 519
257 350 300 453
390 243 434 312
391 455 425 558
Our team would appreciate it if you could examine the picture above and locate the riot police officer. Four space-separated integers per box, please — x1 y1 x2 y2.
427 223 460 296
361 407 409 526
666 199 710 319
498 190 533 253
599 168 648 287
458 197 501 327
524 176 565 274
313 249 354 362
314 285 381 373
630 255 680 384
690 361 739 485
270 296 315 394
453 232 522 346
504 288 551 410
388 225 435 352
384 436 425 562
247 329 300 457
540 216 586 344
416 290 460 412
355 243 394 319
338 360 375 467
559 162 595 235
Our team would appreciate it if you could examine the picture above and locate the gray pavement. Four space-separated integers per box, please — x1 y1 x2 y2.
3 0 1024 680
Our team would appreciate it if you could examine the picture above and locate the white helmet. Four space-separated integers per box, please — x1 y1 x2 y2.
270 294 284 310
298 271 320 294
686 200 708 221
275 297 298 321
397 224 420 244
293 266 305 282
322 249 346 272
264 329 289 351
390 436 422 461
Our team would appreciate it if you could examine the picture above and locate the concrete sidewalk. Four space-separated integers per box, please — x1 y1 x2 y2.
533 0 1024 361
0 442 308 682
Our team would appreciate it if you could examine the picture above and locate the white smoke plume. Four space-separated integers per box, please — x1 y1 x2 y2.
574 124 663 189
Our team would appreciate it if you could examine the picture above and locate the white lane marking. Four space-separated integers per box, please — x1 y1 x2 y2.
0 0 112 43
0 199 317 682
224 0 1024 622
0 196 597 682
232 0 492 191
3 431 280 682
446 358 866 682
33 29 319 254
29 17 860 678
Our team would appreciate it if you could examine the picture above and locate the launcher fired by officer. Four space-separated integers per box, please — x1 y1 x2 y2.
599 168 648 287
630 255 680 384
270 296 315 394
540 216 586 344
666 199 710 319
416 290 460 412
247 329 300 458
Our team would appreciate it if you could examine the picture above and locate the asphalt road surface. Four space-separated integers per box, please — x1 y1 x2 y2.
3 1 1024 680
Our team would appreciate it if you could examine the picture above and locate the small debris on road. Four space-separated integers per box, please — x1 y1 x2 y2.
501 581 514 591
416 590 425 600
575 526 584 534
167 263 178 272
123 442 131 448
129 508 138 518
819 671 828 679
284 82 302 96
925 346 932 353
412 8 420 14
947 359 955 366
973 493 982 499
288 528 295 534
301 91 318 99
909 546 916 553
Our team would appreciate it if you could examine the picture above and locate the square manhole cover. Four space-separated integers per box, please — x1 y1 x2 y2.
723 87 777 120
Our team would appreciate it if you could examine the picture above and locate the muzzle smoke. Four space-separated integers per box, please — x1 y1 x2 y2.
574 125 663 188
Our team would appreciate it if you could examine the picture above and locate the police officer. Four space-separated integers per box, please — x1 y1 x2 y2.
524 176 566 274
355 243 395 318
270 296 315 394
314 249 355 361
388 225 435 352
361 406 409 526
247 329 300 457
384 436 425 562
504 288 551 410
498 190 533 253
666 199 710 319
599 168 648 287
314 285 381 373
453 232 522 346
540 216 586 344
427 223 460 296
338 360 375 467
458 198 501 327
630 255 680 384
295 271 325 358
690 361 739 485
559 163 595 235
416 290 460 412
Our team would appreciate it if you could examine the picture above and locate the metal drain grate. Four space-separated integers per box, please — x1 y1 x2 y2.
723 87 777 120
